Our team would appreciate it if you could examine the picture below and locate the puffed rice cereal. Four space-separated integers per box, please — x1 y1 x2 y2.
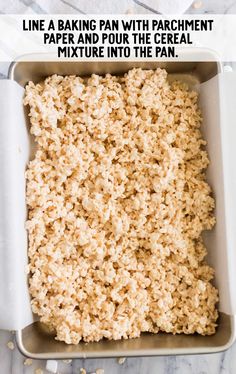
7 341 15 350
24 68 218 345
24 358 33 366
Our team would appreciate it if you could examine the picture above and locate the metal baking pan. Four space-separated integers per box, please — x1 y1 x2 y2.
8 54 236 359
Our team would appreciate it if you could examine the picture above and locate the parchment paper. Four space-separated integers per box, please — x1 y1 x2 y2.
199 72 236 315
0 80 33 330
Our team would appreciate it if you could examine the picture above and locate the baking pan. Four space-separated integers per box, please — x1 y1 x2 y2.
8 54 236 358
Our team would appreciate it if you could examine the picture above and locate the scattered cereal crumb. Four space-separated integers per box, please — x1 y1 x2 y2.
126 8 133 14
80 369 86 374
24 69 218 345
117 357 126 364
63 359 72 364
96 370 104 374
24 358 33 366
192 0 203 9
7 341 15 350
35 369 43 374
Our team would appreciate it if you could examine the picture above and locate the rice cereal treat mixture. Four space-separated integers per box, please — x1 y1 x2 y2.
24 68 218 345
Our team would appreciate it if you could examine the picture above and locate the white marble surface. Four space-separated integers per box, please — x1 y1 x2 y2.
1 0 236 373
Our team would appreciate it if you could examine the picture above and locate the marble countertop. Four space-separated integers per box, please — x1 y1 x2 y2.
1 0 236 373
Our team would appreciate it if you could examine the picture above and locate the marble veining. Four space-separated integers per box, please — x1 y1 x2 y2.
0 0 236 372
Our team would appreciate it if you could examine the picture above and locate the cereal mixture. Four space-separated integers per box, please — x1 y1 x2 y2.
24 68 218 345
